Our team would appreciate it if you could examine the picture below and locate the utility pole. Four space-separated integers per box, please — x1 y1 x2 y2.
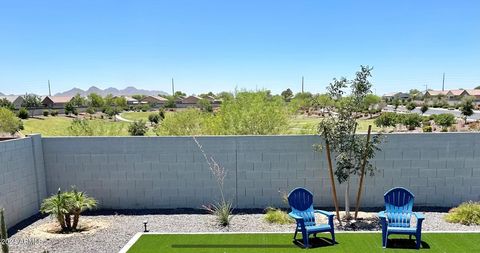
424 84 428 93
48 80 51 96
301 76 304 93
171 78 175 96
442 73 445 91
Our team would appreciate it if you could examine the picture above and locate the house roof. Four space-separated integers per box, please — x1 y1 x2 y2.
42 96 73 104
0 95 23 103
123 96 138 102
426 90 448 96
446 89 467 96
382 92 400 97
142 95 168 102
466 89 480 96
181 95 202 103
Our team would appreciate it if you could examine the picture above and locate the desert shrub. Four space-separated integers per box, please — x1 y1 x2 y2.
50 110 59 116
43 110 49 116
68 119 125 136
40 187 97 232
140 104 150 112
445 201 480 225
156 108 211 136
406 102 416 111
401 113 422 130
422 125 432 132
148 113 160 125
374 112 397 128
264 207 294 224
18 107 29 119
64 101 77 116
158 108 166 120
434 113 456 131
128 120 148 136
0 108 23 135
86 107 96 114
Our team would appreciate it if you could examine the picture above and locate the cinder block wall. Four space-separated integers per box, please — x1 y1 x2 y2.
42 134 480 210
0 135 46 228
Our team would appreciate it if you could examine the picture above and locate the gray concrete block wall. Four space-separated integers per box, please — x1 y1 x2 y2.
42 133 480 210
0 136 45 228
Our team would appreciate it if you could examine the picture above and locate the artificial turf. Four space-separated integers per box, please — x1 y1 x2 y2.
126 233 480 253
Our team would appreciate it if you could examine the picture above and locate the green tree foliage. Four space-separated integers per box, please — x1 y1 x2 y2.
71 93 85 107
156 108 211 136
40 187 97 232
290 92 314 111
0 107 23 135
17 107 29 119
87 93 104 109
128 120 148 136
158 108 166 120
68 119 125 136
174 91 186 98
64 101 77 116
131 94 146 101
280 88 293 102
406 102 416 111
459 96 475 123
374 112 397 128
316 66 383 218
22 93 42 117
434 113 456 131
163 96 177 108
362 94 381 111
148 113 160 125
0 98 14 111
216 91 234 101
392 98 401 111
401 113 422 130
43 110 49 116
213 91 290 135
198 98 213 112
420 104 429 114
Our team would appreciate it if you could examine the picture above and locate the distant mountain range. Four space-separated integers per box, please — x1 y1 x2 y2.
54 86 169 97
0 92 4 96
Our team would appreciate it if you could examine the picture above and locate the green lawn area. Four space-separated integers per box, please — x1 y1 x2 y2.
121 111 153 121
126 233 480 253
21 116 156 136
287 116 385 134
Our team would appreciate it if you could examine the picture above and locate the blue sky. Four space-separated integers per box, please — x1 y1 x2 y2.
0 0 479 96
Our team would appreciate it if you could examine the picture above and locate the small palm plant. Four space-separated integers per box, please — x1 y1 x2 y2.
40 187 97 232
40 189 70 231
69 187 97 230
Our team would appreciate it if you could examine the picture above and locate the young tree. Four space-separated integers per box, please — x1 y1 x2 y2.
392 98 401 111
280 88 294 102
22 93 42 117
0 98 14 111
316 66 383 219
198 98 213 112
148 113 160 125
87 93 104 109
374 112 397 129
0 108 23 135
434 113 456 131
71 93 85 107
406 102 416 111
420 104 429 115
459 96 475 124
401 113 422 131
128 120 148 136
64 101 77 116
216 91 234 101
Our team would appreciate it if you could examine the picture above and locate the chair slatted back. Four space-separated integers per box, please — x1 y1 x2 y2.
288 188 316 226
384 187 415 227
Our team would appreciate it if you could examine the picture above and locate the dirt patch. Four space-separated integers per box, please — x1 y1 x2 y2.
20 218 110 240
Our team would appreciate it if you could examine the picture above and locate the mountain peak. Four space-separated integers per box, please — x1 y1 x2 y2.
55 86 168 97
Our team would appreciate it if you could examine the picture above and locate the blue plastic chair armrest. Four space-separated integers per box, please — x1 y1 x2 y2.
288 212 304 221
378 211 386 219
413 212 425 220
314 210 334 217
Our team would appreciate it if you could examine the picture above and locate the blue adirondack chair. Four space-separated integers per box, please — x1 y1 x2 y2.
287 187 335 248
378 187 425 249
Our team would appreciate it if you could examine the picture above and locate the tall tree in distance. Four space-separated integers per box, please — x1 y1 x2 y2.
22 93 42 117
459 96 475 124
280 88 293 102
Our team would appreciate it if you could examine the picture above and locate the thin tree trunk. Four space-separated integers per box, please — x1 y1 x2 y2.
57 215 66 231
64 214 71 231
345 179 351 219
72 212 80 231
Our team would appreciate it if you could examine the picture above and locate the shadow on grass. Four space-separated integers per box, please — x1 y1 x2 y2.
387 238 430 249
293 237 336 249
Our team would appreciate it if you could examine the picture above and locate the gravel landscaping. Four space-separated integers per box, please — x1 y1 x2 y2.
8 211 480 253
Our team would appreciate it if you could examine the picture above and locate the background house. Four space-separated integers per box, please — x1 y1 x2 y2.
42 96 73 109
382 92 410 102
141 95 167 107
0 95 25 109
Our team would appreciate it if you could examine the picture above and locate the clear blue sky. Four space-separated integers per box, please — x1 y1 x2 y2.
0 0 479 96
